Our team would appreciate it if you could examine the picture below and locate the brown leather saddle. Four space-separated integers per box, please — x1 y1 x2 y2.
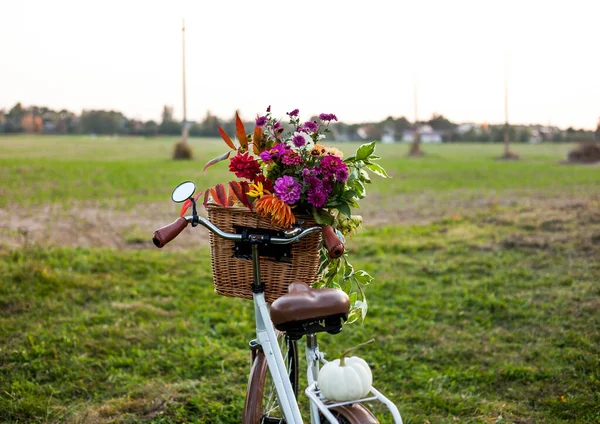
270 282 350 340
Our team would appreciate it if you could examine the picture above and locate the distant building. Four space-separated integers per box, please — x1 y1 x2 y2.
402 125 443 143
456 122 482 135
381 127 395 144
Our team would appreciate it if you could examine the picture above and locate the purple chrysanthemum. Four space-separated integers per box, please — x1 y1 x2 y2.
256 116 268 127
292 134 307 147
307 190 328 208
304 176 331 208
287 109 300 117
273 122 281 130
335 167 349 182
274 176 302 205
259 143 286 162
301 121 318 133
259 151 272 162
266 105 271 112
319 113 338 122
321 155 345 171
316 155 348 180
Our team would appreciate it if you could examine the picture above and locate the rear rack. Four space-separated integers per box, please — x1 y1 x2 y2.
305 383 403 424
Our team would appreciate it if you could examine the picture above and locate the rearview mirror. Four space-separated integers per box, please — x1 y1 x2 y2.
171 181 196 203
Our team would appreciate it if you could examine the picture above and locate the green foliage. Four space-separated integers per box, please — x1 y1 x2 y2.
80 109 127 135
312 142 389 317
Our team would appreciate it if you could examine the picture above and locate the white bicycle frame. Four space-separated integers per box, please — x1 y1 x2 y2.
181 214 402 423
252 290 403 424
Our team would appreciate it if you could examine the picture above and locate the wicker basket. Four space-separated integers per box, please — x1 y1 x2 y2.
206 204 322 303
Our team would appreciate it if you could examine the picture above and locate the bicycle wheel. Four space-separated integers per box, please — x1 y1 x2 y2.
243 332 299 424
319 404 380 424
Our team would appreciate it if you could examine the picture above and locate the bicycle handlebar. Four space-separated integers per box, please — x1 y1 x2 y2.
152 215 344 258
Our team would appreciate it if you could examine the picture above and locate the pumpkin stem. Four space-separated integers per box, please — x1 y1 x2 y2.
339 338 375 366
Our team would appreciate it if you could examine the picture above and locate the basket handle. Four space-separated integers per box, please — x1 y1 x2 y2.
322 226 345 259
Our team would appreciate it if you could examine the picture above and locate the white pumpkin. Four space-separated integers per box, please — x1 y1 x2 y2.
318 355 373 401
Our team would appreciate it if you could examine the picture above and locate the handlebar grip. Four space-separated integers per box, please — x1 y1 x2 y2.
322 225 344 259
152 217 189 248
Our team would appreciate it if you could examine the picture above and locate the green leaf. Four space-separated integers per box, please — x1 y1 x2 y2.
347 166 360 182
366 162 389 178
355 299 368 320
356 141 376 161
337 202 351 218
312 207 334 226
355 181 366 198
353 270 374 285
341 276 352 293
346 308 361 324
342 189 358 201
347 198 360 208
359 169 372 183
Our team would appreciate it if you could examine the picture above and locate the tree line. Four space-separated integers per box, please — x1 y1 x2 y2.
0 102 597 143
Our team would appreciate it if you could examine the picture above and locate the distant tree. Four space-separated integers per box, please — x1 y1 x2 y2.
158 105 183 135
143 120 158 137
159 120 183 135
161 105 174 124
550 132 562 142
8 102 25 119
80 110 125 134
518 127 531 143
197 110 222 137
381 116 411 139
5 102 25 133
363 124 384 141
427 114 454 131
596 118 600 140
56 109 78 133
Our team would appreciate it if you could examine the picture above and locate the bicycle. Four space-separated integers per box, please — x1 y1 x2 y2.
153 181 403 424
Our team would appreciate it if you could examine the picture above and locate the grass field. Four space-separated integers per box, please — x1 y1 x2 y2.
1 135 599 423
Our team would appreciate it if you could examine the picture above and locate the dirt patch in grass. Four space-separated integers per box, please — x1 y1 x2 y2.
0 192 598 250
67 382 177 423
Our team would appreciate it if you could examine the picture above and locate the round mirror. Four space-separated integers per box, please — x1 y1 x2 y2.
171 181 196 203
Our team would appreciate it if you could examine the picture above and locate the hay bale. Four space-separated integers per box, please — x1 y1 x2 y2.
172 141 193 160
567 142 600 164
497 150 520 161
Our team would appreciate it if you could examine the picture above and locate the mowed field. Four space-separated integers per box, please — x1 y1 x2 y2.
0 135 599 423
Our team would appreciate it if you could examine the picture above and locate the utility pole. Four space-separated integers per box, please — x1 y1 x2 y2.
501 53 518 159
181 18 188 144
503 55 509 156
409 74 422 156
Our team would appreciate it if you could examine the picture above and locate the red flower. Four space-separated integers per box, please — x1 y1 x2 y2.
229 152 261 180
254 174 274 192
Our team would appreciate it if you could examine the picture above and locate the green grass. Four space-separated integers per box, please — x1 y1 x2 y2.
2 208 599 423
0 135 597 209
1 135 599 422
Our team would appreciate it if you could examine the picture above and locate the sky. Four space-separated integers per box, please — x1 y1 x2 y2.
1 0 599 129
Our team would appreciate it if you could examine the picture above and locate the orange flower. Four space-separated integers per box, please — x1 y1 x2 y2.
310 144 328 157
310 144 343 158
326 147 344 158
255 194 296 228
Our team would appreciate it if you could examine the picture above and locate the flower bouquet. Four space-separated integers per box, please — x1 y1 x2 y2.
187 106 388 321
